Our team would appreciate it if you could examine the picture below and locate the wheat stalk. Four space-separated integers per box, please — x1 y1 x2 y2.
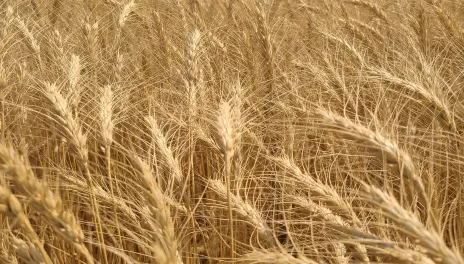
41 81 105 262
145 115 183 185
273 156 362 228
343 0 389 23
317 109 431 217
208 179 274 247
289 196 369 262
368 67 457 132
128 152 182 264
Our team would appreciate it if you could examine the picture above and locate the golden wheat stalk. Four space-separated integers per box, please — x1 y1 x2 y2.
145 115 183 185
273 155 362 227
208 179 274 246
368 67 457 132
289 196 369 262
42 81 104 262
128 152 182 264
317 109 430 214
362 184 464 264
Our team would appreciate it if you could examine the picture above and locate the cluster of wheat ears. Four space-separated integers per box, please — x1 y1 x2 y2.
0 0 464 263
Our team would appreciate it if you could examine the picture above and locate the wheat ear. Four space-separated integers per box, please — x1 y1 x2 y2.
118 0 136 28
363 184 464 264
14 15 43 71
0 7 14 45
289 196 369 262
256 1 275 94
368 68 457 132
115 0 136 46
273 156 362 227
145 116 183 185
423 0 459 37
0 145 94 263
129 153 182 264
152 11 182 62
0 185 52 264
99 84 124 250
62 176 136 220
215 101 238 255
42 82 104 262
14 16 40 54
185 29 202 117
68 54 82 113
275 156 367 261
317 109 431 216
208 179 274 247
334 224 434 263
82 18 99 62
343 0 389 23
11 235 48 264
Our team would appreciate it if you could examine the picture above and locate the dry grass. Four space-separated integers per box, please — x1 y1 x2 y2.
0 0 463 263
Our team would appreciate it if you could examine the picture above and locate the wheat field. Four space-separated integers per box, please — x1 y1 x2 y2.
0 0 463 263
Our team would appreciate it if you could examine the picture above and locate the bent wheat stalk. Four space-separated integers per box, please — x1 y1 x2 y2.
145 115 183 185
317 109 432 221
367 68 457 132
208 179 274 247
289 196 368 262
41 82 103 263
273 156 362 228
362 184 464 264
128 152 182 264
